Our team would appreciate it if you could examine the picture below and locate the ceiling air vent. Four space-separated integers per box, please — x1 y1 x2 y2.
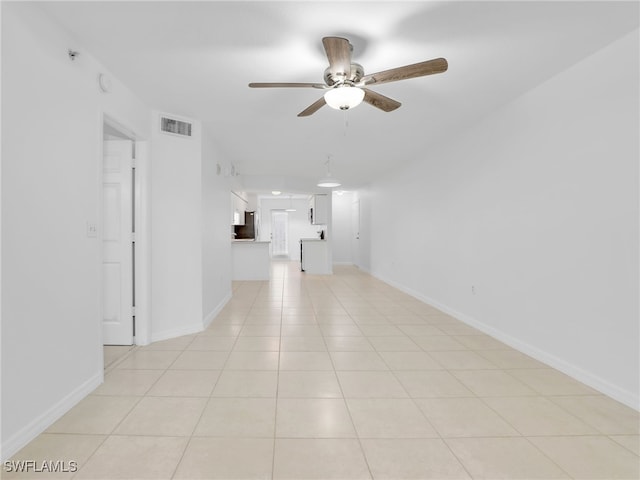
160 116 192 137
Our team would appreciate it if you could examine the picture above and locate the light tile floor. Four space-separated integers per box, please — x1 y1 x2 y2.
5 262 639 479
103 345 135 370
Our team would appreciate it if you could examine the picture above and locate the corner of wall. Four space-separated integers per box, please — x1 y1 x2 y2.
203 291 233 330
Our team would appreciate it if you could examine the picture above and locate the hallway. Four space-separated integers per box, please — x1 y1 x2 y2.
5 262 638 479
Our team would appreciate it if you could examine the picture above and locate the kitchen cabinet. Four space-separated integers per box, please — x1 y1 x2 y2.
231 191 248 225
309 194 328 225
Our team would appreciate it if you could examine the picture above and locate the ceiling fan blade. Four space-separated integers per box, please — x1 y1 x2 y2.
322 36 352 79
297 97 326 117
360 58 448 86
249 82 326 89
362 88 401 112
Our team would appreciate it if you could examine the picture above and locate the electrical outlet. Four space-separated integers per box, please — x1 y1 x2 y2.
471 285 476 295
86 222 98 238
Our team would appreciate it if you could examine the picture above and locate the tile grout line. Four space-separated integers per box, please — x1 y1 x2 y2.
343 272 478 479
271 267 286 480
473 393 576 479
16 263 638 479
103 344 137 373
73 364 166 477
75 339 192 477
332 273 480 479
81 339 195 478
325 277 380 480
170 280 254 480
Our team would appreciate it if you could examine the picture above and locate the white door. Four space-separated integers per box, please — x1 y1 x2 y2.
351 199 360 267
102 140 134 345
271 211 289 257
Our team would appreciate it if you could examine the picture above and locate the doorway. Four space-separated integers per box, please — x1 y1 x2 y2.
271 210 289 257
102 120 136 347
351 199 360 268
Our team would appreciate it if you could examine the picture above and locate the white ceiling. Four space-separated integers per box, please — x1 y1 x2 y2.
38 1 638 190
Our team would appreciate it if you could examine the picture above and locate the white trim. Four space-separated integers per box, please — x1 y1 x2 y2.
332 262 355 266
97 112 106 362
151 323 204 343
371 270 640 411
203 292 232 330
100 113 151 348
357 264 372 275
104 116 137 141
0 371 103 461
133 141 151 346
151 293 232 343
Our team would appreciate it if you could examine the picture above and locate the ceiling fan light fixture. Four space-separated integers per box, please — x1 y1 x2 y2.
317 156 341 188
324 85 365 110
317 177 342 188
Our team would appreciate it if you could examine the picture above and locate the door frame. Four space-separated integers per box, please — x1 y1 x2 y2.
270 209 289 257
99 113 151 347
351 198 361 268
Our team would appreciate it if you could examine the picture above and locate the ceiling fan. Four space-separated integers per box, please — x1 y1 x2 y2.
249 36 448 117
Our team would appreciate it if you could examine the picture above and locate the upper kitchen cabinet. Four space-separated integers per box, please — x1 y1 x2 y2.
309 194 328 225
231 191 248 225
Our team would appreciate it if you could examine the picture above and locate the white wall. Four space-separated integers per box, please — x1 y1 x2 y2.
356 188 373 273
150 115 233 340
1 3 151 459
259 197 322 260
365 30 639 408
331 192 354 265
201 135 233 326
150 113 203 340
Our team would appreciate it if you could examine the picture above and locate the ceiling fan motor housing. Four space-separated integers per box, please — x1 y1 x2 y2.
324 63 365 86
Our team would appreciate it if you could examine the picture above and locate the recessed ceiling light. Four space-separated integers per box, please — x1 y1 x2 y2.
271 190 282 195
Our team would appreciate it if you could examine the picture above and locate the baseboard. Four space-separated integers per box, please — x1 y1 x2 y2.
333 262 355 266
232 274 270 281
203 292 232 329
150 322 204 343
371 270 640 411
357 265 372 275
1 370 103 462
150 292 233 343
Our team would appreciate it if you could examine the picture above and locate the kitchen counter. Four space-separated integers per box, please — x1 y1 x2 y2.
231 240 271 280
300 239 330 274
